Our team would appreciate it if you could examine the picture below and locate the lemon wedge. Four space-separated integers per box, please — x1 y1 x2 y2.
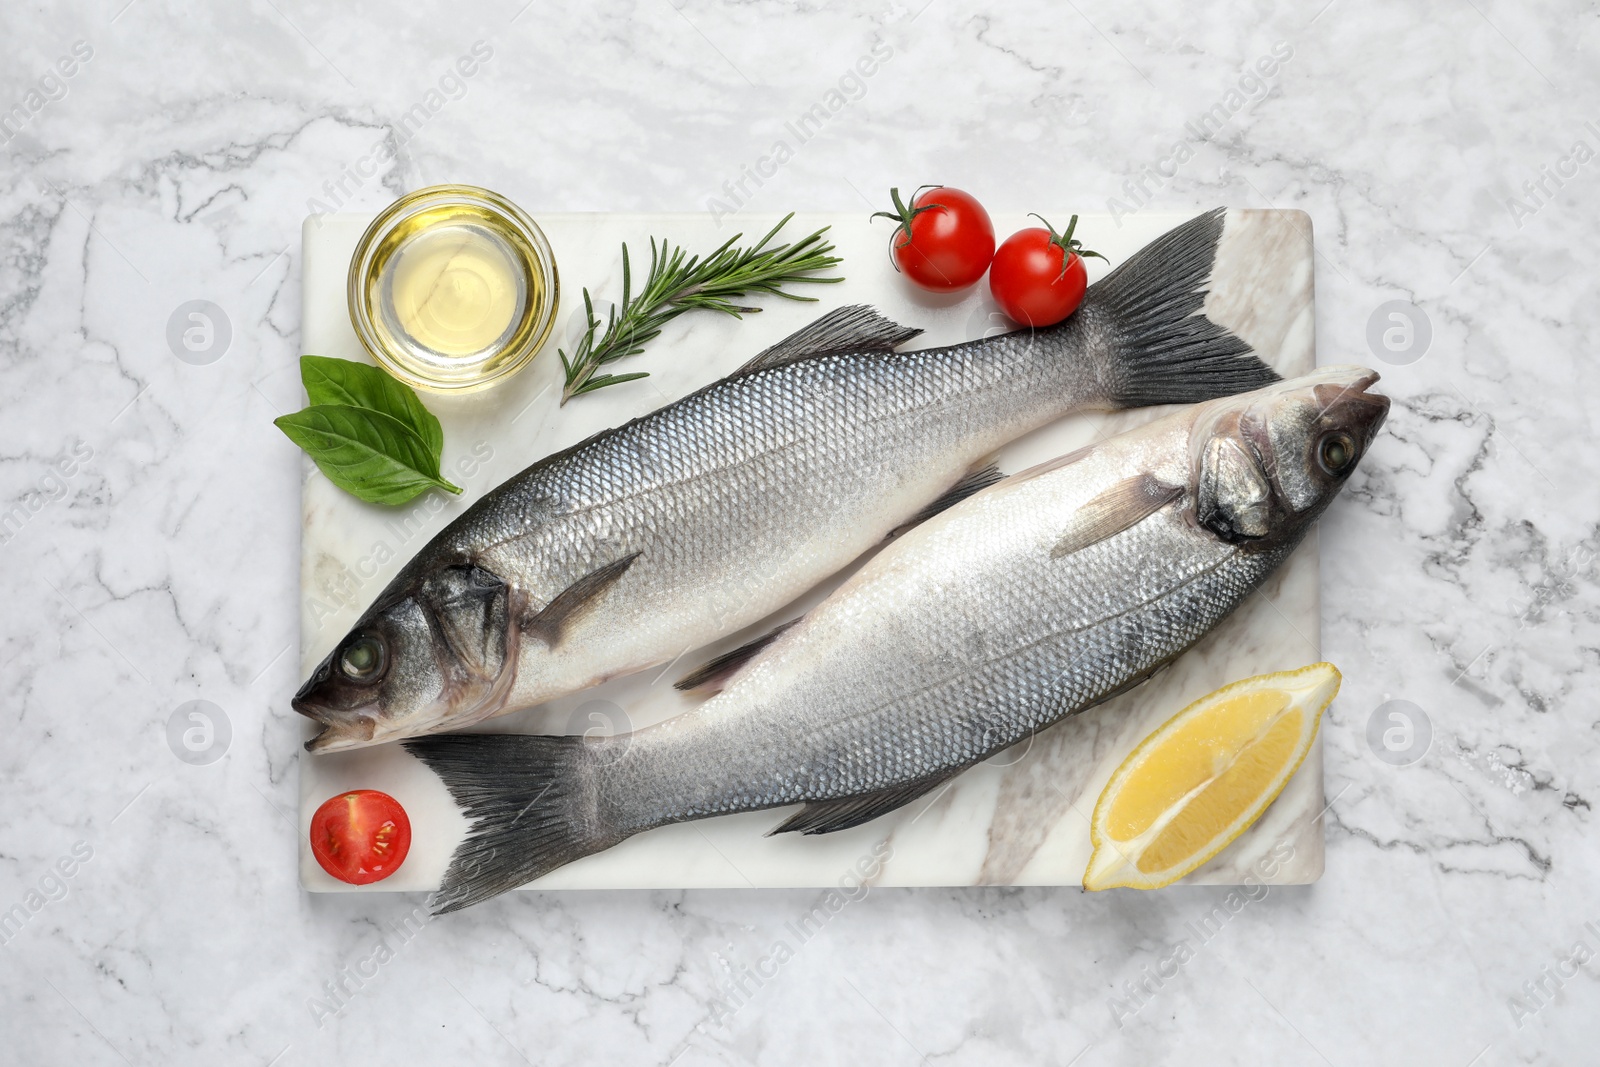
1084 662 1340 891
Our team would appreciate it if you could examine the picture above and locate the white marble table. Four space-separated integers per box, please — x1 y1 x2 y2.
2 2 1596 1065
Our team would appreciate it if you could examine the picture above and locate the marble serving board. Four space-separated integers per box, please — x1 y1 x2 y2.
297 208 1323 893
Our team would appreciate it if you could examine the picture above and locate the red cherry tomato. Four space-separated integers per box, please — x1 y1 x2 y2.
988 214 1107 328
873 185 995 292
310 789 411 885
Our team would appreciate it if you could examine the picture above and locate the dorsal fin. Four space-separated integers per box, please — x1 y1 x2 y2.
735 304 922 376
888 462 1004 539
674 619 800 694
767 774 954 836
1050 475 1182 559
523 552 641 647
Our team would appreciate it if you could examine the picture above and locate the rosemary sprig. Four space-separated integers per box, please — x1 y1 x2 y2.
557 213 843 404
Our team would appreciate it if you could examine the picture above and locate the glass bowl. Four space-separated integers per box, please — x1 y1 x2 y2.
347 185 559 394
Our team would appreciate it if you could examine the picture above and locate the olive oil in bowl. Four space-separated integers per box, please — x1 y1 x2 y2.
348 186 558 393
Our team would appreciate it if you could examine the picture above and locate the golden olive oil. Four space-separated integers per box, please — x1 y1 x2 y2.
349 187 558 393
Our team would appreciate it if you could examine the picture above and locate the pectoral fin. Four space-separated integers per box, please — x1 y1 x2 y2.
736 305 921 376
674 618 800 694
1050 475 1183 559
767 774 955 836
887 462 1004 539
524 552 641 648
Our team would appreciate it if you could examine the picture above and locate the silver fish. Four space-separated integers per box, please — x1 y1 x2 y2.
295 210 1277 751
408 367 1389 912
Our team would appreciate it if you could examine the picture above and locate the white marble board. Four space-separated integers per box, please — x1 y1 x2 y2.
297 209 1324 892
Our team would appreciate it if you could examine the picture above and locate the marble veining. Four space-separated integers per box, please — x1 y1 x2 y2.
1 2 1596 1065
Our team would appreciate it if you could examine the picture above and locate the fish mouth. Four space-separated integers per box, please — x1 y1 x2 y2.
1311 366 1390 443
293 658 384 753
1307 364 1382 403
303 717 379 753
1224 364 1388 448
294 690 382 753
290 660 330 717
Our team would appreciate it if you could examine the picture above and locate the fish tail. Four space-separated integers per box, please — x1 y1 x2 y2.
405 734 612 913
1087 207 1280 406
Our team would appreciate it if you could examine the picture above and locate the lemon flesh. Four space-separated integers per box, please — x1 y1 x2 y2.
1084 662 1340 890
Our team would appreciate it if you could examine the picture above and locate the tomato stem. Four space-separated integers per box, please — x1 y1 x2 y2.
1029 213 1108 280
870 184 944 248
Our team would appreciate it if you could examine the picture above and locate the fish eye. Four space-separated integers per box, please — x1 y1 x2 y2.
339 635 386 683
1317 431 1357 475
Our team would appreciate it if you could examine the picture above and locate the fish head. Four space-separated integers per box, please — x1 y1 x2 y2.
1190 365 1389 545
294 564 520 752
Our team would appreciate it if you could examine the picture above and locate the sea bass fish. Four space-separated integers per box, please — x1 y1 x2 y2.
295 210 1278 751
408 367 1388 912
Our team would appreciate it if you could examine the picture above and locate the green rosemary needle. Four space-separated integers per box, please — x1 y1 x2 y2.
557 213 844 404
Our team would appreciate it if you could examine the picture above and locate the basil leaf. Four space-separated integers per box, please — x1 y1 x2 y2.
299 355 444 457
275 404 462 506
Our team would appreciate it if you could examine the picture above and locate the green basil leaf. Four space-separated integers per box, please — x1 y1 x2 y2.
299 355 444 456
275 404 462 506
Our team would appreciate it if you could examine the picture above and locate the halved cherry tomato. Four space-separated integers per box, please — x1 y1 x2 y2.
310 789 411 885
988 214 1107 327
872 185 995 292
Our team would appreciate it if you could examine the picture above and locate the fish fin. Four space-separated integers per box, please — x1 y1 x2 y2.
1086 208 1280 406
767 776 953 836
406 734 617 914
887 462 1005 538
674 618 801 694
424 565 511 677
1086 660 1174 709
735 304 922 375
1007 442 1096 485
525 552 641 647
1050 475 1183 559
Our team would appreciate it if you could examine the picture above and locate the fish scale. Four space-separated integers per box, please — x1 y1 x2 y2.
299 210 1278 753
404 365 1388 912
472 344 1105 697
611 509 1288 825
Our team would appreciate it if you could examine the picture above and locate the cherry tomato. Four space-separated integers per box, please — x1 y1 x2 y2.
310 789 411 885
988 214 1107 328
872 185 995 292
